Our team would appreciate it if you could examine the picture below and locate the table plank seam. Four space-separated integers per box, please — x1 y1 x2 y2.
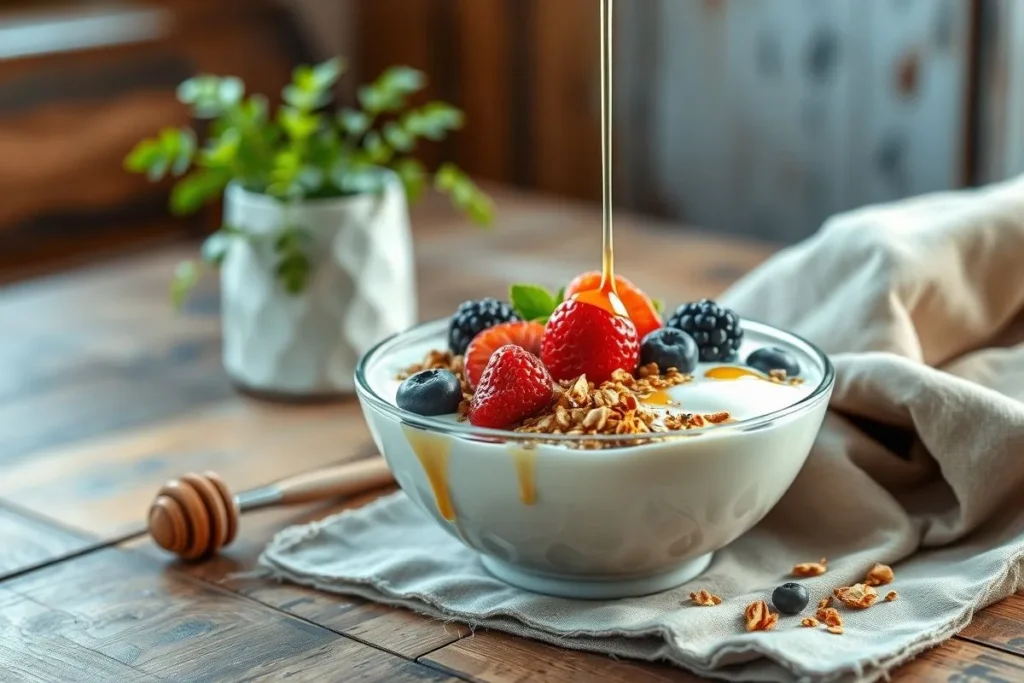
0 499 97 542
956 633 1024 661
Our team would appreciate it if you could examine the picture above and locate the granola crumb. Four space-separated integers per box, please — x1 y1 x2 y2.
827 625 844 635
793 558 828 577
818 597 832 609
399 350 736 448
800 617 819 628
816 607 843 628
744 600 779 632
834 583 878 609
689 590 723 607
885 591 898 602
864 563 894 587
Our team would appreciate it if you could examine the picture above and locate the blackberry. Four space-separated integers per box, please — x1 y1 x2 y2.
448 298 519 354
665 299 743 362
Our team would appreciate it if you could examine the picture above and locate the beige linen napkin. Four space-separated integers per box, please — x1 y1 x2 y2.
260 178 1024 682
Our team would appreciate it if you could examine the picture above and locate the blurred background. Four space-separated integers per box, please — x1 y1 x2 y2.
1 0 1020 283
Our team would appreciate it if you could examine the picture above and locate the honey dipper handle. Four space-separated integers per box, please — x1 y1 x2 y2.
237 457 394 511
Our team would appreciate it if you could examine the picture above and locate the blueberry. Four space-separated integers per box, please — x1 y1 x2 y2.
396 369 463 416
639 328 699 373
771 582 809 615
747 346 801 377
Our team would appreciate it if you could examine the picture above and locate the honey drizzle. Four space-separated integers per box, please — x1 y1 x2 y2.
642 389 675 406
571 0 628 320
403 426 455 521
704 366 768 382
509 446 538 505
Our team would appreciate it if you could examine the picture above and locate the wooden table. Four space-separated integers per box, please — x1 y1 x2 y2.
0 186 1021 682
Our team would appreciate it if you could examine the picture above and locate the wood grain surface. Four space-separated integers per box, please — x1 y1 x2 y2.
0 186 1021 682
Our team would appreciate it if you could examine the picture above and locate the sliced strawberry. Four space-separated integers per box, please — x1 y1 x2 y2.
564 271 662 341
469 345 554 429
464 321 545 389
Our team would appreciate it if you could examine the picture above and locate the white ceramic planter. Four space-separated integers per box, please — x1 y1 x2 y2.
221 175 416 396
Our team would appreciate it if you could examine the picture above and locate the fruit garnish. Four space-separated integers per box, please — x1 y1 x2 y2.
464 321 545 389
541 298 639 383
771 582 809 615
469 345 554 429
746 346 800 377
563 271 662 340
639 328 698 374
666 299 743 362
448 298 519 355
509 283 562 323
396 369 463 416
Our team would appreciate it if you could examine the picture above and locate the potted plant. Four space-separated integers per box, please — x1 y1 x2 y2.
125 58 492 397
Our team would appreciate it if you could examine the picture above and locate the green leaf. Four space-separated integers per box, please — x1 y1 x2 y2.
382 121 414 152
274 226 313 295
170 168 229 215
125 127 196 181
297 165 325 192
337 108 370 136
124 137 162 173
331 163 386 195
177 75 243 118
200 230 234 266
278 107 320 141
311 57 345 89
358 66 426 114
283 84 325 111
200 128 242 168
433 163 494 226
403 102 464 141
170 260 199 310
392 158 426 202
509 283 559 322
362 130 392 164
652 298 664 314
268 149 303 197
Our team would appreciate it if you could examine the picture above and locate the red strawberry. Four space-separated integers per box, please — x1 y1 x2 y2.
464 321 545 389
541 299 639 383
469 345 553 429
564 271 662 341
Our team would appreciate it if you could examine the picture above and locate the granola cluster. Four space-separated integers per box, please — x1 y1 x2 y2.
399 353 732 446
686 561 900 638
516 366 728 440
768 369 806 386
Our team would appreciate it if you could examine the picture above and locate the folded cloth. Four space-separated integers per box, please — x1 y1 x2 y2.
260 178 1024 682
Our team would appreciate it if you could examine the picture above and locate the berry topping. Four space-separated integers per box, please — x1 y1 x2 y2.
469 345 553 429
666 299 743 362
747 346 801 377
639 328 699 374
771 582 810 615
448 298 520 355
396 369 463 416
564 272 663 340
541 298 639 383
464 321 545 389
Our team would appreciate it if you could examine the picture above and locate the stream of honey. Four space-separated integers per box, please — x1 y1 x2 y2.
570 0 628 320
405 0 621 515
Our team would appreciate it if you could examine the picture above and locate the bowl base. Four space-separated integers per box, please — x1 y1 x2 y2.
480 553 713 600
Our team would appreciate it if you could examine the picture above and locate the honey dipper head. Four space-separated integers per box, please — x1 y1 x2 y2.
148 472 238 559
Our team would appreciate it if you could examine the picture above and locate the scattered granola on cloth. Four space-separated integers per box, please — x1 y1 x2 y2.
261 178 1024 681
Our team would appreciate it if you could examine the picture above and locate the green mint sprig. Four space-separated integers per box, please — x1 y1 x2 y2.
509 283 565 324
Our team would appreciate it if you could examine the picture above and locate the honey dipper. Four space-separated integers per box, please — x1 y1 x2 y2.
148 457 394 560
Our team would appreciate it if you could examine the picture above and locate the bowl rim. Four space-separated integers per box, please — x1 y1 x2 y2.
354 316 835 445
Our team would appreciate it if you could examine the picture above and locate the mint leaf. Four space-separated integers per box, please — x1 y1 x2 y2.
510 283 558 322
652 298 664 314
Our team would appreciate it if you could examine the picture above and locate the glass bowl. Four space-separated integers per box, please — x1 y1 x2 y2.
355 317 834 599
